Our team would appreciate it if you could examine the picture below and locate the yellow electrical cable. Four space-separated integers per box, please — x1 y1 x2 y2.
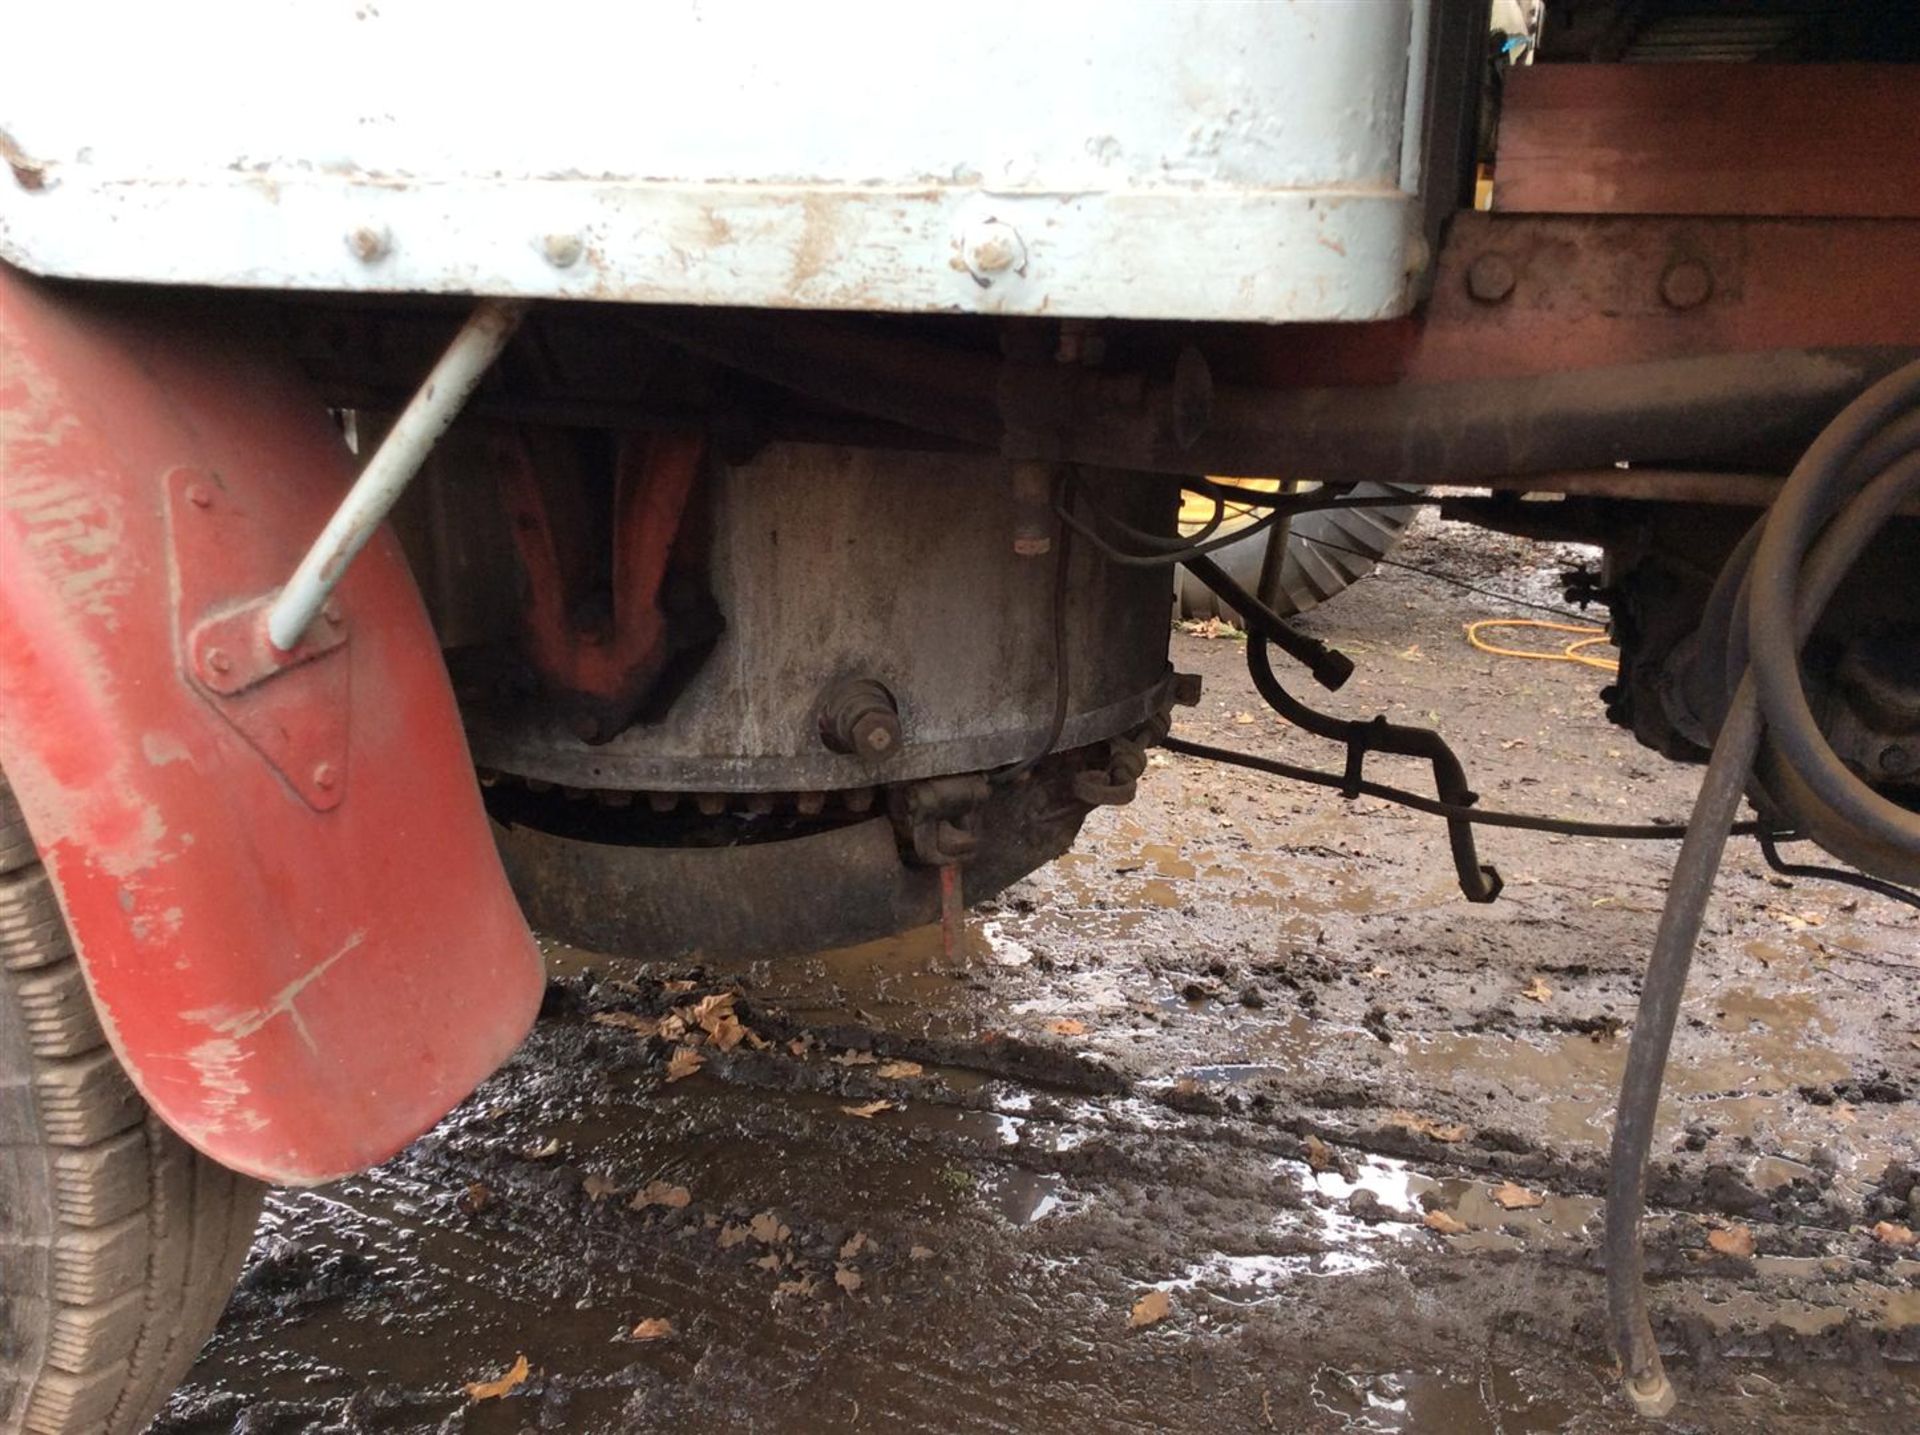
1466 618 1620 673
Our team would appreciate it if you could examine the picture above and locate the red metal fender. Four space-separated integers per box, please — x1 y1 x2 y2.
0 267 545 1185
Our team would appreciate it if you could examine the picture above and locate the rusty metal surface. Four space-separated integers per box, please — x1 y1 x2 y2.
1217 214 1920 390
461 447 1178 791
0 266 544 1185
1495 64 1920 218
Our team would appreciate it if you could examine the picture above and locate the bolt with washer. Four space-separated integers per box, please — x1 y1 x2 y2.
960 217 1027 287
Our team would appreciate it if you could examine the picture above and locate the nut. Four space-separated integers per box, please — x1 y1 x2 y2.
1659 258 1713 310
960 217 1028 286
346 225 391 263
542 233 584 269
1465 252 1517 304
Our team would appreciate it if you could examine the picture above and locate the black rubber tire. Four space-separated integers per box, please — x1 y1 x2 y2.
1176 482 1421 621
0 773 263 1435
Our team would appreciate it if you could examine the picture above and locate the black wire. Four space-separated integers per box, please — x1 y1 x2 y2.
1062 490 1427 568
1758 830 1920 911
1292 531 1597 623
1161 735 1768 840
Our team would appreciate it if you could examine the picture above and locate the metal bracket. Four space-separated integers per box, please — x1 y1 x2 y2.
168 468 351 811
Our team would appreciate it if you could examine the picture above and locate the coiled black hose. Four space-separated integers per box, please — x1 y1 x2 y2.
1605 360 1920 1417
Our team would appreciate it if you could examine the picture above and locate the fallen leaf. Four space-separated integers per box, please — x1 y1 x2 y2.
753 1253 784 1272
521 1137 562 1161
1172 1077 1201 1097
1424 1209 1470 1236
1766 907 1825 931
743 1028 771 1050
875 1060 924 1079
1500 738 1527 751
583 1173 620 1203
691 992 736 1027
628 1317 674 1342
831 1049 878 1067
657 1012 690 1042
1833 1100 1859 1126
1708 1225 1755 1259
749 1210 791 1245
1490 1182 1545 1211
909 1245 934 1261
834 1265 863 1293
1387 1110 1470 1144
1521 976 1553 1003
665 1046 705 1083
840 1232 869 1260
1233 712 1256 726
465 1354 531 1402
707 1015 748 1052
788 1037 812 1058
841 1100 898 1119
591 1011 661 1036
1128 1290 1173 1328
1397 643 1424 662
1303 1135 1335 1172
1043 1018 1088 1037
775 1278 817 1298
631 1180 691 1211
460 1182 493 1215
717 1223 751 1249
662 979 698 993
1871 1221 1918 1249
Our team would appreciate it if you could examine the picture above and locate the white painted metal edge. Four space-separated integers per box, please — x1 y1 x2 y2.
0 178 1419 323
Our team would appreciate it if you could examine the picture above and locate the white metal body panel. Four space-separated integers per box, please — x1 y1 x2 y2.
0 1 1430 322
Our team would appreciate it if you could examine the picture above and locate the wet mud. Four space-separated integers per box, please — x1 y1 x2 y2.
156 519 1919 1433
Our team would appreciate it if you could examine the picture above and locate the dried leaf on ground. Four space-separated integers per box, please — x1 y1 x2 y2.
1128 1290 1172 1328
840 1232 869 1260
1708 1225 1755 1258
1424 1209 1470 1236
657 1012 691 1042
582 1173 620 1203
1871 1221 1917 1248
1043 1018 1088 1037
1490 1182 1545 1211
464 1354 531 1402
591 1011 661 1036
1521 976 1553 1003
631 1180 691 1211
788 1037 813 1057
691 992 736 1026
521 1138 562 1161
775 1278 818 1298
1172 1077 1202 1097
1303 1134 1334 1172
834 1265 863 1293
662 979 698 993
1233 712 1256 726
831 1049 878 1067
841 1100 898 1119
910 1245 934 1261
1767 907 1825 931
707 1015 749 1052
460 1183 493 1215
628 1317 674 1342
717 1223 751 1249
665 1046 705 1083
1387 1111 1470 1144
749 1210 791 1245
753 1253 784 1272
1833 1100 1859 1126
875 1060 924 1079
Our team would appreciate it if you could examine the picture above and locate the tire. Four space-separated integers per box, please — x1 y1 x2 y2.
1176 481 1421 621
0 773 263 1435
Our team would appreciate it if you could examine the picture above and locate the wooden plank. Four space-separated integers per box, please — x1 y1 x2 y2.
1494 64 1920 218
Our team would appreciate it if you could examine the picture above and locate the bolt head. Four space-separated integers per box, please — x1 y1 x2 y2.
206 648 232 676
1660 258 1714 310
1465 253 1517 304
186 482 215 509
849 708 902 760
347 225 391 263
542 233 584 268
312 761 338 791
960 217 1027 285
323 601 344 627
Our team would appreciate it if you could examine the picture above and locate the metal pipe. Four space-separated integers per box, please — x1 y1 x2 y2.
266 299 527 651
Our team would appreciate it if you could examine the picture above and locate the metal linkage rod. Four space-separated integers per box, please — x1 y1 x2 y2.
266 299 526 652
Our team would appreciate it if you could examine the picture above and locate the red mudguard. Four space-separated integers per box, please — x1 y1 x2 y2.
0 268 544 1185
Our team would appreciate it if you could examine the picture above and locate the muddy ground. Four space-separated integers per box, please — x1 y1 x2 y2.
156 518 1919 1434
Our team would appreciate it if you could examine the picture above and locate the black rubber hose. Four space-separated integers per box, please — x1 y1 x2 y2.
1605 358 1920 1417
1181 553 1354 691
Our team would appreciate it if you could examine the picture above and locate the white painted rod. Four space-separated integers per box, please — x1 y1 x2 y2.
266 298 527 651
